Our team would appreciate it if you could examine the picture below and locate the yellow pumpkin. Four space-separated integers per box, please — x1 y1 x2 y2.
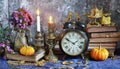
90 46 109 61
20 46 35 56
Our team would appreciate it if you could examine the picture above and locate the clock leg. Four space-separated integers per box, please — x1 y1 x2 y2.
62 54 68 60
81 53 85 60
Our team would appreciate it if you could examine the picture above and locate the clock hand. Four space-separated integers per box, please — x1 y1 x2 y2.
73 39 79 44
74 40 78 44
65 38 74 44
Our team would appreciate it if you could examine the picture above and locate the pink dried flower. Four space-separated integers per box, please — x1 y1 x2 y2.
0 43 5 47
6 46 13 52
10 8 34 30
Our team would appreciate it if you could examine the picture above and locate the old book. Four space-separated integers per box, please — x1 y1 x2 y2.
91 32 120 38
7 49 45 62
89 42 116 47
87 26 117 33
88 42 116 51
90 38 120 42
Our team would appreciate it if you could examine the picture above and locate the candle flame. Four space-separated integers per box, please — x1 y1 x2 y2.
49 16 53 23
36 9 40 15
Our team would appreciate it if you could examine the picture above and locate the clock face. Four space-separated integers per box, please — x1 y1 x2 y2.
61 31 86 56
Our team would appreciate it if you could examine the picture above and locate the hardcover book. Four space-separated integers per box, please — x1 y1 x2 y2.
6 49 45 62
87 26 117 33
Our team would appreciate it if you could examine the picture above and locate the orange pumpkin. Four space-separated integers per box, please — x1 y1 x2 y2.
90 46 109 61
20 46 35 56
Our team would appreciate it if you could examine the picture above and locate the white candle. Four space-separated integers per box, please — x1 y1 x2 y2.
36 9 41 32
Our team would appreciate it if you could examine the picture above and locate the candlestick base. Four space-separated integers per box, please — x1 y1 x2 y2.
35 32 44 50
45 33 58 63
45 48 58 63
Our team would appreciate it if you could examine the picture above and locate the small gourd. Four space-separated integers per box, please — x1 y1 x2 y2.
90 45 109 61
20 46 35 56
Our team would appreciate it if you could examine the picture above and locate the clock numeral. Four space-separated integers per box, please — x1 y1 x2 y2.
72 33 74 36
76 46 81 51
79 37 84 40
72 49 75 54
68 34 71 38
79 46 82 49
80 42 84 44
65 46 68 49
63 42 67 44
76 48 80 52
68 48 71 52
80 42 84 46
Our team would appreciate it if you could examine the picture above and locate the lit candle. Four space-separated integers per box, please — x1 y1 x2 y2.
48 16 54 32
48 16 53 23
36 9 41 32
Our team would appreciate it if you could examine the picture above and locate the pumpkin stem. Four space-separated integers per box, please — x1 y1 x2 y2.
99 43 101 50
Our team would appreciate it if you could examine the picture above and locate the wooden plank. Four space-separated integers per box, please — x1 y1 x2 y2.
7 49 45 62
91 32 120 38
90 38 120 42
87 26 117 33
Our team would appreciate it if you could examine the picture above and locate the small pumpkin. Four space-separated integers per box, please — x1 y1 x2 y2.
90 46 109 61
20 46 35 56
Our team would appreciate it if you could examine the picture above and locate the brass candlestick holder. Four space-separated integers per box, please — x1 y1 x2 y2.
45 30 58 63
35 32 44 51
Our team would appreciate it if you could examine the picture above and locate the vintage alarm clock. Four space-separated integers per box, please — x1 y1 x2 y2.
59 12 89 56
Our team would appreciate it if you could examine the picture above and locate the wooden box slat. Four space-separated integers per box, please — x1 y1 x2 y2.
90 38 120 42
7 49 45 62
91 32 120 38
87 26 117 33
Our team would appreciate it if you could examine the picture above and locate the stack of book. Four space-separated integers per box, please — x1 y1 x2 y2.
87 25 120 56
7 49 45 62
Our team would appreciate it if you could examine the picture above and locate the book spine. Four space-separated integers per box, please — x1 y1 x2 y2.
88 42 116 51
91 32 120 38
90 38 120 42
87 26 117 33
